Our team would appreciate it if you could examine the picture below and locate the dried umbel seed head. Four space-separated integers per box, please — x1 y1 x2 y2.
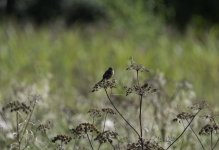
2 101 31 114
102 108 116 115
51 134 72 144
190 100 207 110
124 82 157 96
92 79 117 92
176 112 194 120
126 58 150 72
70 123 99 138
37 121 52 133
94 130 118 144
127 139 164 150
199 123 219 135
172 118 179 122
88 108 102 118
201 114 217 123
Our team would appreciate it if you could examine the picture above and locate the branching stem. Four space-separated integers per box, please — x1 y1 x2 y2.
104 88 140 138
186 119 205 150
165 110 201 150
86 133 94 150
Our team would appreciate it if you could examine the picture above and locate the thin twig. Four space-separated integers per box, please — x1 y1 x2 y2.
98 143 102 150
212 137 219 150
165 110 201 150
104 88 140 138
179 121 185 150
20 100 36 142
103 113 108 132
136 70 144 150
86 133 94 150
211 131 213 150
139 96 143 137
16 111 21 150
60 141 63 150
139 95 144 150
185 119 205 150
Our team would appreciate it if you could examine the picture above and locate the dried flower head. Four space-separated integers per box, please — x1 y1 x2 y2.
70 123 99 138
190 100 207 110
127 139 164 150
88 108 102 118
37 121 52 133
124 82 157 96
126 58 150 72
2 101 31 114
199 123 219 135
51 134 72 144
92 79 117 92
172 112 195 123
102 108 116 115
201 113 219 123
176 112 194 120
94 130 118 144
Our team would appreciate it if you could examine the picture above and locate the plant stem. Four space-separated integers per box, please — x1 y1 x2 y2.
104 88 140 138
136 70 144 150
139 96 143 137
211 131 213 150
103 113 108 132
97 112 109 150
20 99 36 143
60 141 63 150
139 95 144 150
98 143 101 150
179 121 185 150
73 139 78 150
212 137 219 150
86 133 94 150
186 119 205 150
16 111 21 150
165 110 201 150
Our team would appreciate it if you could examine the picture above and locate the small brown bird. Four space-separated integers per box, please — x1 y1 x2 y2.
101 67 114 81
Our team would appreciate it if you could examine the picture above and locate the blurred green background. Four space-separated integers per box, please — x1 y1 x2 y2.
1 0 219 103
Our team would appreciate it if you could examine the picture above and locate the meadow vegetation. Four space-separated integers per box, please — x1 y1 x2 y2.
1 0 219 149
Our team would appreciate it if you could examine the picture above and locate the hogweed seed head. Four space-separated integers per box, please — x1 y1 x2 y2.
37 121 52 133
51 134 72 144
124 82 157 96
70 123 99 138
92 79 117 92
176 112 194 120
199 123 219 135
190 100 207 110
126 58 150 73
102 108 116 115
88 108 102 118
127 139 164 150
94 130 118 144
2 101 31 114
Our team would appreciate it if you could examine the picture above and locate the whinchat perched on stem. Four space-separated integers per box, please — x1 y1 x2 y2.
101 67 114 81
91 67 114 92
